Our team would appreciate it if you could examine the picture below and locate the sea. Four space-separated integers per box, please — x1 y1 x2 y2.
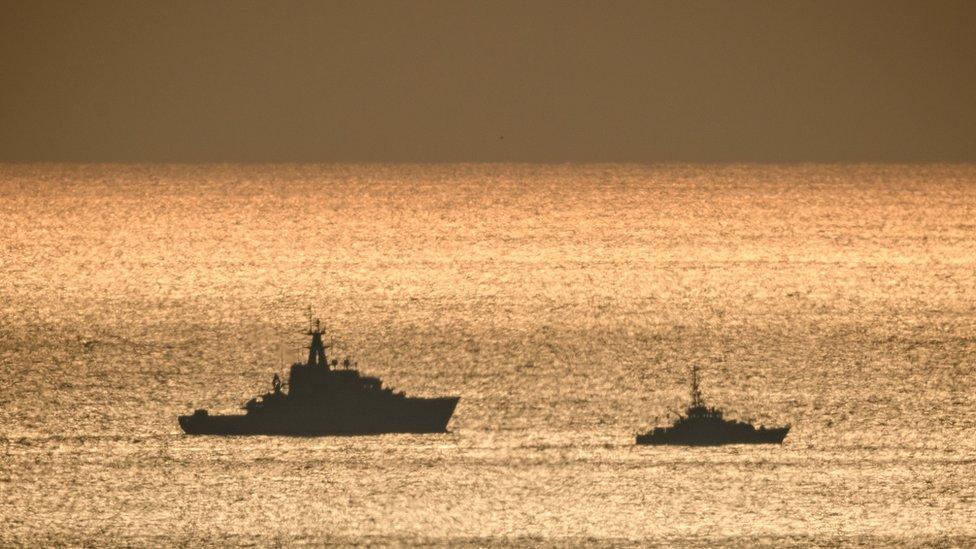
1 164 974 546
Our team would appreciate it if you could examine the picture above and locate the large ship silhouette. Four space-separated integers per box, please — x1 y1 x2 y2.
179 318 459 436
636 365 789 446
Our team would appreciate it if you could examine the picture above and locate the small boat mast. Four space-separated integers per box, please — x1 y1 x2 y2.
690 364 705 409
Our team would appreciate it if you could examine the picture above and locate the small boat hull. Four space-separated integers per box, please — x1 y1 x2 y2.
636 426 790 446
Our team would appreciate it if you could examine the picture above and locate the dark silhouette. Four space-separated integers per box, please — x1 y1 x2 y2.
636 365 789 446
179 317 459 436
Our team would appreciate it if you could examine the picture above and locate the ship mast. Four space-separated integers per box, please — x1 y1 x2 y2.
306 317 329 369
690 365 704 408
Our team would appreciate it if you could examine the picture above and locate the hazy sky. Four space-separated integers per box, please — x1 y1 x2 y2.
2 1 975 162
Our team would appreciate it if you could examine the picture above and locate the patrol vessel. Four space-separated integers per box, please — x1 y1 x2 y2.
179 318 459 435
636 365 789 445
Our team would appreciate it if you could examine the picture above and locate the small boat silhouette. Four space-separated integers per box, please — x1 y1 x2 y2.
636 365 789 446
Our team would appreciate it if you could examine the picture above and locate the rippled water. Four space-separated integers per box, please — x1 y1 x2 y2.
1 164 975 545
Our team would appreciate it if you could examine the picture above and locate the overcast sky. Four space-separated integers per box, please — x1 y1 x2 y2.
2 0 974 162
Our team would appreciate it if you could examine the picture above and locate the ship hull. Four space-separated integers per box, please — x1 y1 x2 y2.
636 426 789 446
179 396 459 436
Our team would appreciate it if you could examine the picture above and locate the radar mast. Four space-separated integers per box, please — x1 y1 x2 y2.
690 365 704 408
305 316 329 369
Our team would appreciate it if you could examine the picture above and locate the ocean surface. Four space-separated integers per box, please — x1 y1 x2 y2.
1 164 975 546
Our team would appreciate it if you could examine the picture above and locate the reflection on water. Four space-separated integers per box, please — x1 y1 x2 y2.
1 164 975 544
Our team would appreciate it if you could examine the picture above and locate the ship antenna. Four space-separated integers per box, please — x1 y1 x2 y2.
305 317 329 368
691 365 704 408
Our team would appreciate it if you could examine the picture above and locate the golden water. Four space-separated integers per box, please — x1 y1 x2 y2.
1 164 974 545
